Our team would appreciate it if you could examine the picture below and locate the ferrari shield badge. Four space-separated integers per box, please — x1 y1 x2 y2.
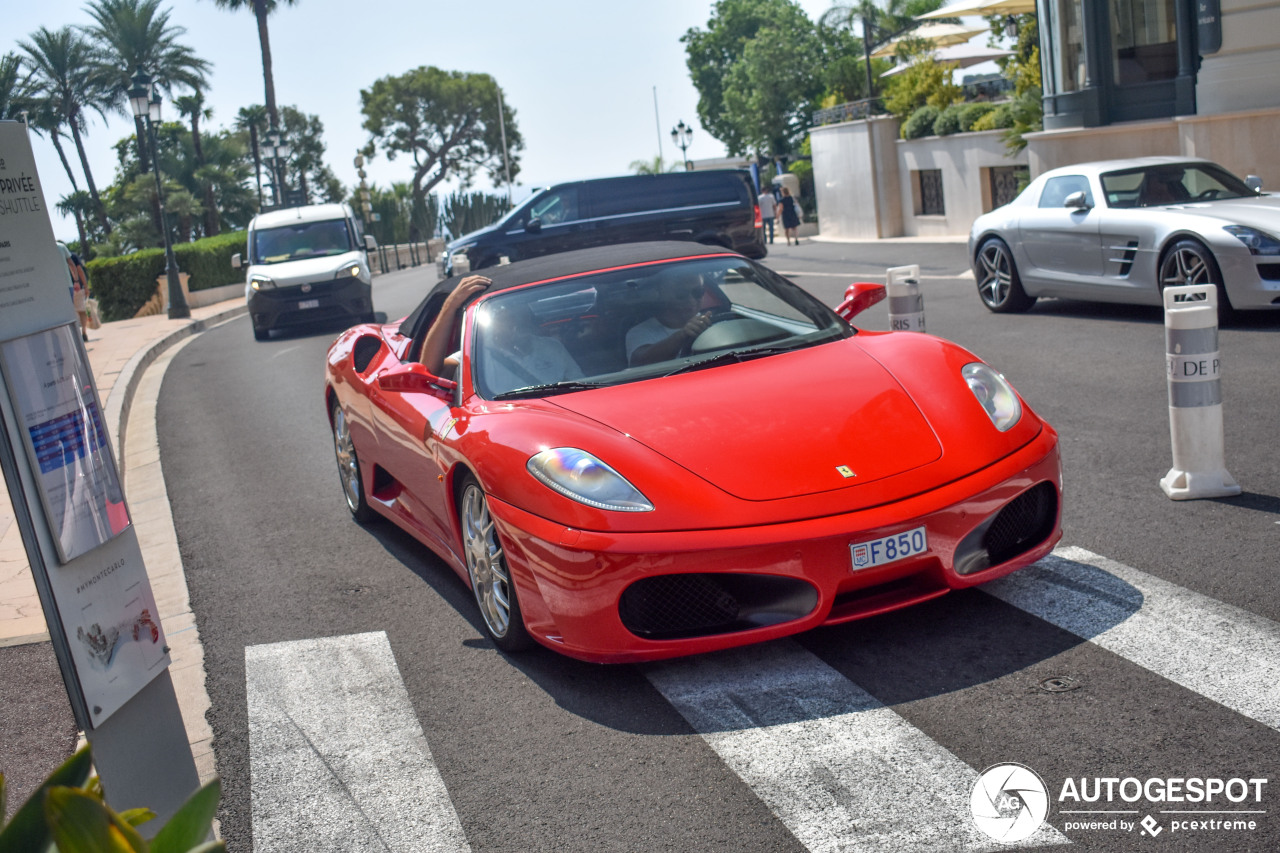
837 465 856 478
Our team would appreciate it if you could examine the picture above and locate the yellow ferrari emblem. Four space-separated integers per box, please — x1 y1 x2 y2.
837 465 856 478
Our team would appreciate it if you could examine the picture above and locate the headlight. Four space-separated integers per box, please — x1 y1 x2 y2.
1223 225 1280 255
527 448 653 512
249 274 275 291
962 363 1021 432
450 242 476 257
335 262 363 279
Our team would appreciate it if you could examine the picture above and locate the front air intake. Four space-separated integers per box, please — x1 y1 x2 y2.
954 482 1058 575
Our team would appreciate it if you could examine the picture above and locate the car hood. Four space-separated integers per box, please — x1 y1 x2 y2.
448 222 503 252
547 341 943 501
1166 195 1280 227
249 250 364 285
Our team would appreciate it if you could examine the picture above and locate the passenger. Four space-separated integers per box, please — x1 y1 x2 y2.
419 275 491 376
626 273 712 366
477 301 581 394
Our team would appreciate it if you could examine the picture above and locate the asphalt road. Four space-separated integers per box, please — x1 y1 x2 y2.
156 241 1280 852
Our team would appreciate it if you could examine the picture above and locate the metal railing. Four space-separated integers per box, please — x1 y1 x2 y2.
811 98 885 127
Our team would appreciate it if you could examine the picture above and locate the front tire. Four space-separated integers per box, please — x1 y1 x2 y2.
1159 239 1234 323
976 237 1035 313
331 399 377 523
459 476 533 652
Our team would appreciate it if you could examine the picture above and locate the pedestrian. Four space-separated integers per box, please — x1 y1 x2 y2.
757 188 776 244
779 187 802 246
58 242 91 341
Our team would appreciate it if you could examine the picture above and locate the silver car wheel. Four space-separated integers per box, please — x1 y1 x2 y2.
977 241 1013 306
333 407 360 510
462 482 513 640
1161 244 1213 288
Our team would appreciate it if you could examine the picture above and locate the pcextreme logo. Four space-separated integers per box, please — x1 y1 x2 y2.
970 764 1269 843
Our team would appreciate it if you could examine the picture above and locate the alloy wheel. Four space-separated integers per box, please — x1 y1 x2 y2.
462 483 513 639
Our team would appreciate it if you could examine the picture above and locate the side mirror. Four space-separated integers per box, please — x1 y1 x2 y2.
364 234 378 251
1246 175 1263 193
835 282 886 322
1064 191 1091 210
376 362 457 397
525 218 542 234
231 253 241 269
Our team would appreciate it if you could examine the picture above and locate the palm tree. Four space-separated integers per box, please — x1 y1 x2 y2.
174 90 220 235
0 53 38 121
208 0 298 130
236 104 268 207
819 0 948 97
82 0 210 172
20 27 114 236
57 190 94 252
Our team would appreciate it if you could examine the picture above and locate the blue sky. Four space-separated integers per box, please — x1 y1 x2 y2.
8 0 839 240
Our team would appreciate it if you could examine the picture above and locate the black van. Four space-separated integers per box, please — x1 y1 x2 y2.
444 170 765 275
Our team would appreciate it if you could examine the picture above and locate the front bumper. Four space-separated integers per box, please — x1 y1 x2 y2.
487 426 1062 663
248 277 373 332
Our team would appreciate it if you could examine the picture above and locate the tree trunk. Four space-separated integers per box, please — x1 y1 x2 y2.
204 185 219 236
69 115 111 236
50 133 80 193
253 0 279 130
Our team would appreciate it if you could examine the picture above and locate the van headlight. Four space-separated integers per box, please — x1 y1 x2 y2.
335 262 363 279
527 448 653 512
249 274 275 291
963 363 1021 431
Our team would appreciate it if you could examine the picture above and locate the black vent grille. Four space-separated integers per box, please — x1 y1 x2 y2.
619 574 740 639
982 482 1057 566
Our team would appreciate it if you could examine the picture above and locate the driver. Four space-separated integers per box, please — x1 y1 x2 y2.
625 272 713 366
477 300 581 394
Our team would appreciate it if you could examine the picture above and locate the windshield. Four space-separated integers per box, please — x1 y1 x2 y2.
1102 163 1258 208
470 257 851 400
253 219 354 263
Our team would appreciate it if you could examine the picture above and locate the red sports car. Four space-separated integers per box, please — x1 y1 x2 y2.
325 242 1062 663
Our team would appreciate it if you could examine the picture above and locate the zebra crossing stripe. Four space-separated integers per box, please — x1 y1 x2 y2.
246 632 470 852
645 642 1068 852
985 545 1280 732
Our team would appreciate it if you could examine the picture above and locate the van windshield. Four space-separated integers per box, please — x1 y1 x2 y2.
253 219 354 263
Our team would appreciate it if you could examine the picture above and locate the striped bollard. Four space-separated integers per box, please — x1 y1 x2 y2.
1159 284 1240 500
887 265 924 332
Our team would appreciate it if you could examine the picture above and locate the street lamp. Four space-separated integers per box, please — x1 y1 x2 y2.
261 128 291 207
671 120 693 171
128 67 189 320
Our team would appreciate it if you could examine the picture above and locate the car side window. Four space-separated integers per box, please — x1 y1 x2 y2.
1039 176 1093 209
528 188 580 226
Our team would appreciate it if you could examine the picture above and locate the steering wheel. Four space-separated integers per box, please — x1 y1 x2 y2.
682 311 742 356
1195 189 1222 201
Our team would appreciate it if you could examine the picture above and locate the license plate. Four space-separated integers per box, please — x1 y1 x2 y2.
299 299 320 309
850 526 927 571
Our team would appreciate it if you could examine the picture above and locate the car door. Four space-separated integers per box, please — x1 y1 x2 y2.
503 185 589 261
1017 175 1103 287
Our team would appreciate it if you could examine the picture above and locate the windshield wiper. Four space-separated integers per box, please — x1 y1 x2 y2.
663 344 799 377
492 380 610 400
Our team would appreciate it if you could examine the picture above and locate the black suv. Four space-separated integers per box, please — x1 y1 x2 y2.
445 170 765 274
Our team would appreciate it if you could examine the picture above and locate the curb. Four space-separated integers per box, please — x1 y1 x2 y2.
104 304 247 472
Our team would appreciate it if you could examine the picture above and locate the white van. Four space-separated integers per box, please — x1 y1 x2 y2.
233 202 377 340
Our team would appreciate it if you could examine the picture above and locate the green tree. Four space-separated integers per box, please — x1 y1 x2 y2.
175 90 220 234
360 66 522 225
818 0 948 100
20 26 114 235
206 0 297 129
0 53 38 121
278 105 342 203
57 190 94 253
629 155 670 175
82 0 210 172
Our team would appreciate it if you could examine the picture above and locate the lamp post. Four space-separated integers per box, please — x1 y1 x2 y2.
262 128 291 208
128 67 188 320
671 120 693 171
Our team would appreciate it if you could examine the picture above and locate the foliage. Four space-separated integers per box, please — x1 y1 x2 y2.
816 0 948 101
932 103 965 136
683 0 831 157
1002 85 1044 152
883 55 961 127
958 102 997 132
278 105 344 204
0 53 39 121
86 230 246 321
0 745 225 852
360 66 522 228
986 13 1042 152
351 183 441 246
440 191 508 241
972 102 1015 131
901 105 940 139
629 156 671 175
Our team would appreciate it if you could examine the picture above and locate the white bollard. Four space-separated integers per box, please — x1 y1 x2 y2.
1159 284 1240 500
886 264 924 332
452 254 471 276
